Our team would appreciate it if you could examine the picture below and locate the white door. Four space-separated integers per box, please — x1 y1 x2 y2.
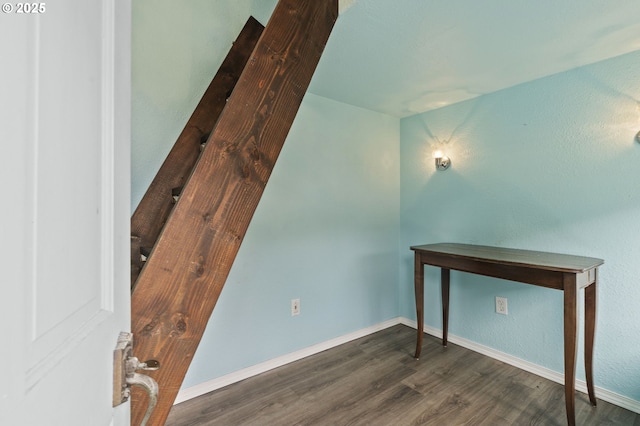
0 1 132 425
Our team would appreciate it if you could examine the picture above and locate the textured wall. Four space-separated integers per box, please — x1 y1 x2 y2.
133 0 640 404
400 50 640 400
182 93 400 386
131 0 278 208
132 1 400 388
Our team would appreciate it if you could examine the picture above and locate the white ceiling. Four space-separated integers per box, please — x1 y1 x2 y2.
308 0 640 117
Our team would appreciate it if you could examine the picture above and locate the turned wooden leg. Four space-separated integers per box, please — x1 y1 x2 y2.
414 253 424 359
564 274 579 426
585 274 597 406
441 268 450 347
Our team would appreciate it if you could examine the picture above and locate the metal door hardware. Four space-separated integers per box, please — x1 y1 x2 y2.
113 332 160 426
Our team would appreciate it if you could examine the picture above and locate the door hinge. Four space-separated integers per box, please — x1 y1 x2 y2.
113 332 160 426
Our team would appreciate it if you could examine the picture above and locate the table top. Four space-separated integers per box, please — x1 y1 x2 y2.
411 243 603 273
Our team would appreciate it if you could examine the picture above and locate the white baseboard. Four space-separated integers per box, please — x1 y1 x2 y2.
399 318 640 415
174 318 403 405
176 317 640 415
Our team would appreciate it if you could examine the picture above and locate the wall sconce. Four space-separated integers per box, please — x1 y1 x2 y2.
434 151 451 171
636 130 640 144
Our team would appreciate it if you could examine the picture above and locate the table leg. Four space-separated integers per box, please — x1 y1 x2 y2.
414 253 424 359
585 274 597 406
441 268 450 347
564 274 578 426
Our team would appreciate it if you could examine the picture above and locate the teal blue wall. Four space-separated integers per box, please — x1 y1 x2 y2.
132 1 400 390
183 93 400 386
133 0 640 405
400 50 640 400
132 0 278 208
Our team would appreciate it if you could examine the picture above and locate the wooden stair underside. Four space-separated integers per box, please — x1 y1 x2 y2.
130 1 338 425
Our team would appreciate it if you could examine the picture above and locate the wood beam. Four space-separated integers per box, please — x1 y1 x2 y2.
130 17 265 288
130 1 338 424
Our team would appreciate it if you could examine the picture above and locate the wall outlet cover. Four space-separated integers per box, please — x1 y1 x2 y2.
496 296 508 315
291 298 300 316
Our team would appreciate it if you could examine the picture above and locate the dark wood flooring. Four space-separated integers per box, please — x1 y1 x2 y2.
166 325 639 425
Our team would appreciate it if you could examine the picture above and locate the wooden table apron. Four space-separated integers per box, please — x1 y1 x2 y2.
411 243 603 426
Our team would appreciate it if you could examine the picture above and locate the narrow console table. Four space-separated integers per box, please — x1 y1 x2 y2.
411 243 603 426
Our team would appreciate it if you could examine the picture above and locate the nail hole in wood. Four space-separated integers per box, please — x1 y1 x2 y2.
200 133 210 151
140 247 152 263
171 187 183 204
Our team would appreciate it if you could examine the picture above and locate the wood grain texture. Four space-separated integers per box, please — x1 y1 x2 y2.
411 244 603 291
130 17 265 288
564 273 579 426
130 1 338 424
585 277 597 406
413 253 424 358
412 243 602 425
411 243 604 273
441 268 450 347
166 325 639 426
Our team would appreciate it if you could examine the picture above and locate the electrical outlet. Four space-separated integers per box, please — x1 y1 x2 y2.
496 296 508 315
291 298 300 316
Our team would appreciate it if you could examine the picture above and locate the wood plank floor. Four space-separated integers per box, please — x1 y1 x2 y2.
167 325 639 426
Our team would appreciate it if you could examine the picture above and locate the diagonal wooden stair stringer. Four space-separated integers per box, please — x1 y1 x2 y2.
130 1 338 425
130 16 265 289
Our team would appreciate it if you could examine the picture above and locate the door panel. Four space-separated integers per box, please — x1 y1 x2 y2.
0 1 132 425
29 0 108 376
